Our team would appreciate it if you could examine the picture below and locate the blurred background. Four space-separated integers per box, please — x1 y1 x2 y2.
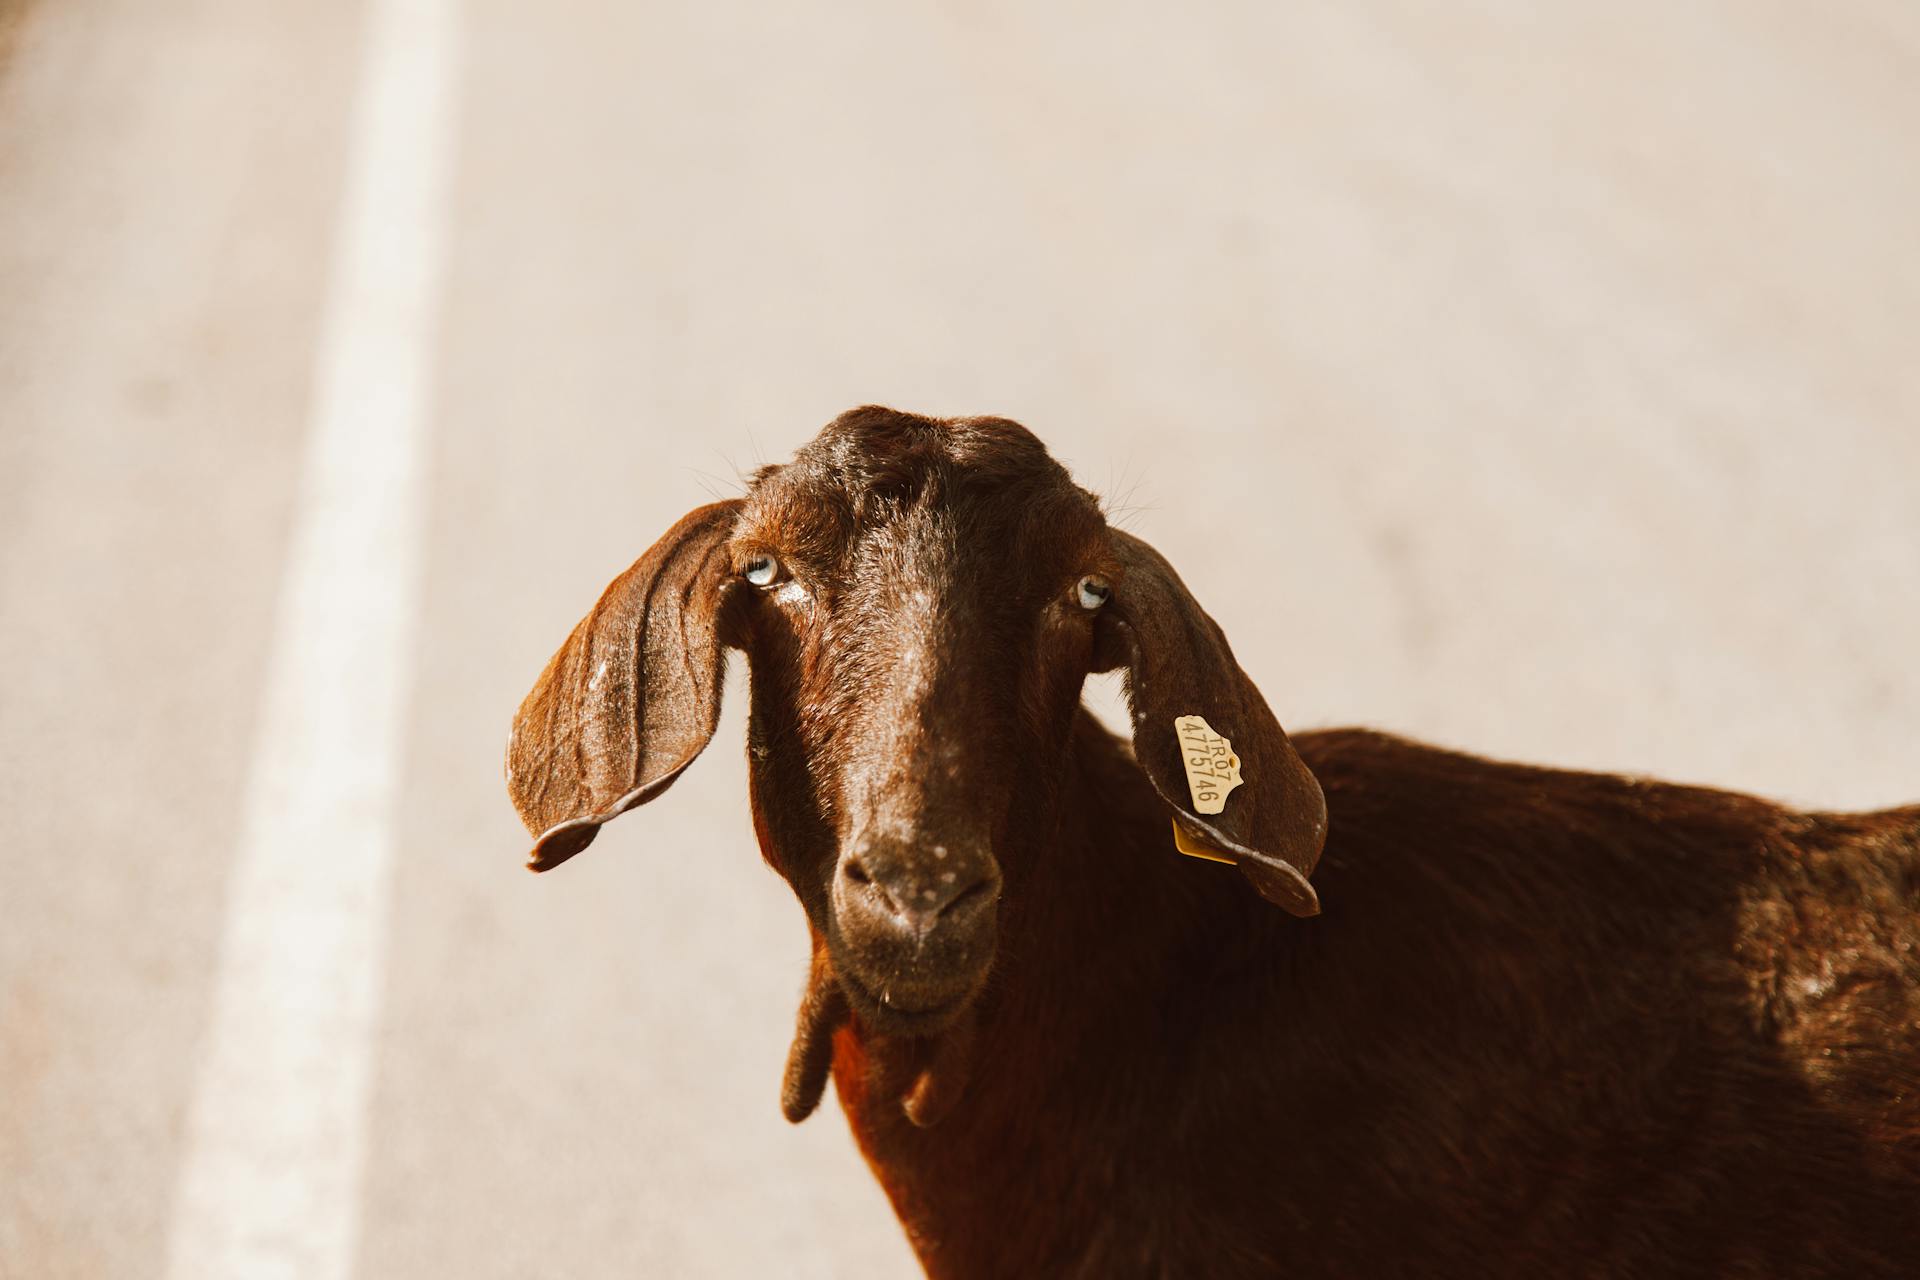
2 1 1916 1276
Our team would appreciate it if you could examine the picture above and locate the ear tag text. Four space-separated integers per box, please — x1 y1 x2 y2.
1174 714 1243 815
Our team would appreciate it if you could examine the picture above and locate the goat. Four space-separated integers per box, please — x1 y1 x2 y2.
506 406 1920 1278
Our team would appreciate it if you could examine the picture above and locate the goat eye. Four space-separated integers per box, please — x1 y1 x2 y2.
743 554 780 587
1075 574 1112 610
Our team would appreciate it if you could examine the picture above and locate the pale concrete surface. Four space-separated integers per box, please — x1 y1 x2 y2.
3 1 1918 1276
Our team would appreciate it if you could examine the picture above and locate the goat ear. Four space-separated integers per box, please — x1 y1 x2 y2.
1095 529 1328 917
506 500 742 872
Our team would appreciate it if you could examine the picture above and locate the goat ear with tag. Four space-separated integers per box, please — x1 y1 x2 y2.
506 501 742 872
1093 529 1327 916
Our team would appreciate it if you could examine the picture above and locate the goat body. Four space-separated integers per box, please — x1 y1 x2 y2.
506 409 1920 1279
835 717 1920 1278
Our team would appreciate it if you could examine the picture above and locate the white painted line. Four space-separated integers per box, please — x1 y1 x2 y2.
165 0 457 1276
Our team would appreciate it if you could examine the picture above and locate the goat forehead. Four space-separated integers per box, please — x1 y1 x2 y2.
841 519 1055 633
749 481 1079 587
750 408 1095 528
795 405 1060 490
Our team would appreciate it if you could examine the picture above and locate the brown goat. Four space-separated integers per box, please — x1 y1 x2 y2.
506 407 1920 1278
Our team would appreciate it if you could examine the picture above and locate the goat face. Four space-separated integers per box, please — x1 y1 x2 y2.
507 407 1327 1106
724 409 1114 1035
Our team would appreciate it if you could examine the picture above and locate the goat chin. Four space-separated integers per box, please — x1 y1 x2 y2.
780 947 979 1128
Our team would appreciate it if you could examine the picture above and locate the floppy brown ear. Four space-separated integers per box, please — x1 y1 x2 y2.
1097 529 1327 916
506 500 742 872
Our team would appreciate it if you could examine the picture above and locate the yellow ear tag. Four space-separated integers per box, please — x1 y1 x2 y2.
1171 817 1238 865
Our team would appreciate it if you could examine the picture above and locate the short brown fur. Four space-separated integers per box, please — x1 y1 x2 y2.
508 408 1920 1278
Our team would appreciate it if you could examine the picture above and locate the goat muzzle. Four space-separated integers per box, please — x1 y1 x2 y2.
828 833 999 1034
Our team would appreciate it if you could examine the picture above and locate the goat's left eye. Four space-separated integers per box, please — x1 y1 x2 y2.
1075 574 1112 610
743 554 781 586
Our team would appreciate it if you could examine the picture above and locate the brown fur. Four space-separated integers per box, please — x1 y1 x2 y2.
507 408 1920 1277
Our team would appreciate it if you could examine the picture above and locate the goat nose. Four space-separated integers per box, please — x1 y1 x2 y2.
842 848 996 936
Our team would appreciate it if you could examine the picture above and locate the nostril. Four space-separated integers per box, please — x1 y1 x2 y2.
843 854 908 915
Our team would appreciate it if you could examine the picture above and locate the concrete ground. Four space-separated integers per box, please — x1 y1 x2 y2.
2 1 1916 1276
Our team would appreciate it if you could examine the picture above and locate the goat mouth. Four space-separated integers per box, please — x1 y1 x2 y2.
836 965 976 1036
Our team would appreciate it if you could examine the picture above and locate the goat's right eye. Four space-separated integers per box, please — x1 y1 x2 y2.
743 554 781 587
